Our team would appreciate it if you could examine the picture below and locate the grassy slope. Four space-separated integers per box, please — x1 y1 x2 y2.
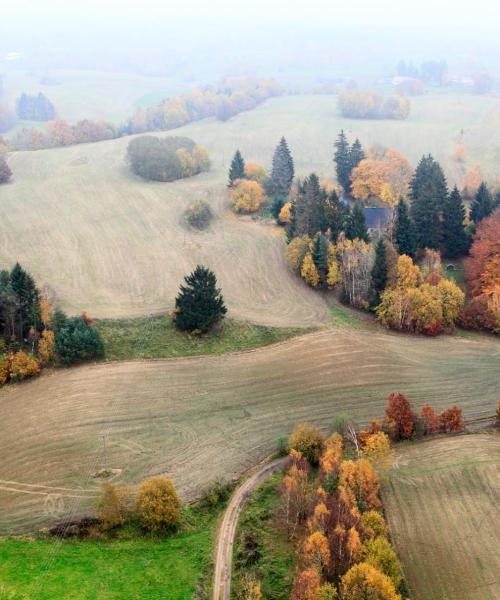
0 507 219 600
96 316 304 361
1 324 498 533
232 472 295 600
2 93 500 324
383 432 500 600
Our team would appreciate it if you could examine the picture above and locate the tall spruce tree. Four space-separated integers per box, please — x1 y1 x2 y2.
470 182 494 224
174 265 227 333
228 150 245 187
394 198 416 257
370 238 388 307
324 190 348 242
442 186 468 258
334 130 352 195
267 136 294 198
10 263 40 341
312 232 329 286
346 202 369 242
295 173 325 237
349 138 365 175
410 154 447 250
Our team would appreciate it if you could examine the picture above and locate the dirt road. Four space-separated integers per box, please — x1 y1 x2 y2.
212 457 289 600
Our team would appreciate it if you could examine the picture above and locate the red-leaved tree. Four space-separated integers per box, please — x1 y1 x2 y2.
385 392 415 440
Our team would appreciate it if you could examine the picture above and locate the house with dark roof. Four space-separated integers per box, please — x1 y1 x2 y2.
364 207 393 233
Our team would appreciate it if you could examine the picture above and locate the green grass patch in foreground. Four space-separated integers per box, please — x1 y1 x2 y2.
96 316 304 361
0 506 220 600
232 472 295 600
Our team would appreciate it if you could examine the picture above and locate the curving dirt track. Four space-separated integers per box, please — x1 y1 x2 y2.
0 327 499 532
213 457 289 600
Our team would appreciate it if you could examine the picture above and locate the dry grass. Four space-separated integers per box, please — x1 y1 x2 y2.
0 327 498 532
384 432 500 600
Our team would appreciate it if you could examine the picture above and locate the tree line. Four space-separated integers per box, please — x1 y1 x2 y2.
337 89 410 120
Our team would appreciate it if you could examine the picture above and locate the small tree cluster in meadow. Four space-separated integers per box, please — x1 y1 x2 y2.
127 135 210 182
338 88 410 120
16 92 55 121
129 78 282 134
286 233 340 290
183 200 214 230
284 421 406 600
98 476 181 533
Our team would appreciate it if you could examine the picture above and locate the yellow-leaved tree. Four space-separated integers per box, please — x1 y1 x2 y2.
136 476 181 532
341 562 401 600
230 179 265 213
301 253 320 287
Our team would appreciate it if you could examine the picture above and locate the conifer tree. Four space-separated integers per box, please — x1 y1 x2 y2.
295 173 325 237
394 198 416 257
346 202 369 242
334 130 352 195
174 265 227 333
228 150 245 187
410 154 447 250
442 186 468 258
349 138 365 174
267 136 294 199
324 190 348 242
312 233 329 286
470 182 494 224
10 263 40 340
0 157 12 184
370 238 388 307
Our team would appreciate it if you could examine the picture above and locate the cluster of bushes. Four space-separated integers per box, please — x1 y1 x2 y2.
338 88 410 120
8 118 121 150
281 421 407 600
129 77 282 134
16 92 55 121
0 263 104 387
126 135 210 182
183 200 214 230
286 233 340 289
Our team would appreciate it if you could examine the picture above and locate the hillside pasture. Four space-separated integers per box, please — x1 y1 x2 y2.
0 327 498 532
384 432 500 600
2 93 500 324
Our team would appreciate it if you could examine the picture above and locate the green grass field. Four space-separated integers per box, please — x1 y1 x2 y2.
96 316 304 360
383 432 500 600
232 472 295 600
0 505 220 600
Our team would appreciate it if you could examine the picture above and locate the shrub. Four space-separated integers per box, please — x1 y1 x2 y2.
97 482 134 530
9 351 40 381
0 355 10 385
230 179 265 214
184 200 214 230
289 423 325 465
439 406 464 432
38 329 57 366
136 476 182 532
55 317 105 366
127 135 210 182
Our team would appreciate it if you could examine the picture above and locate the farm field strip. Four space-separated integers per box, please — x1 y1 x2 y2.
0 327 498 532
384 433 500 600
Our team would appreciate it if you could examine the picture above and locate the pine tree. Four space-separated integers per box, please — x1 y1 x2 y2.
370 239 388 307
442 186 468 258
324 190 348 242
228 150 245 187
295 174 325 237
346 202 369 242
174 265 227 333
334 130 352 195
410 154 447 250
0 157 12 184
55 317 105 366
267 136 294 198
470 182 493 224
349 138 365 175
394 198 416 257
10 263 41 341
312 233 329 286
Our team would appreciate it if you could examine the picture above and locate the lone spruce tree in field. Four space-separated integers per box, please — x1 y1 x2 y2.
470 182 494 224
394 198 416 257
410 154 447 250
174 266 227 333
228 150 245 187
268 137 294 198
442 186 468 258
370 238 388 308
